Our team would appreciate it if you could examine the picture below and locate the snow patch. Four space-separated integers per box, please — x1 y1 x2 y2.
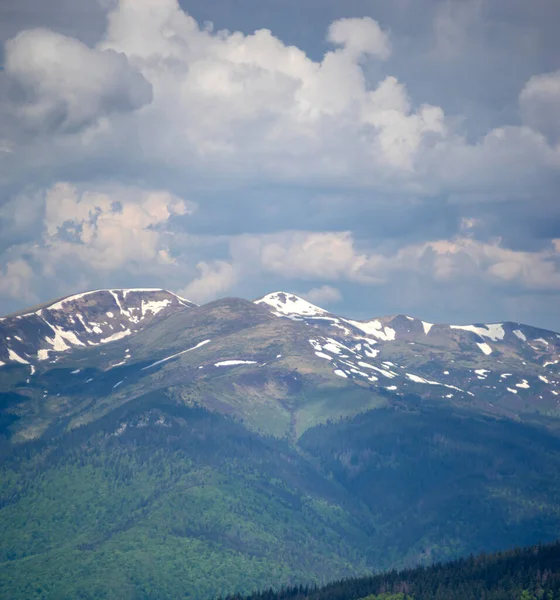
422 321 434 335
358 362 397 378
363 346 379 358
76 314 92 333
345 319 396 341
109 290 130 318
41 317 85 351
37 349 50 361
142 339 211 370
215 360 257 367
406 373 440 385
323 341 344 354
476 342 493 355
99 330 132 344
334 369 348 378
450 323 505 341
141 299 171 317
513 329 527 342
8 349 29 364
309 339 322 349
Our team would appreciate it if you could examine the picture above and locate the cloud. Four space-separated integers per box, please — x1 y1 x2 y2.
230 230 560 291
231 231 370 282
41 182 192 270
4 28 152 132
177 260 237 303
519 69 560 144
0 259 36 305
302 285 342 306
405 238 560 290
327 17 391 59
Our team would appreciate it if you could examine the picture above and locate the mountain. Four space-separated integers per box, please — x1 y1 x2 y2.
231 540 560 600
1 289 560 599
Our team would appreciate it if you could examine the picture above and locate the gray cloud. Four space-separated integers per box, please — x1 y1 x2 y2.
4 28 152 132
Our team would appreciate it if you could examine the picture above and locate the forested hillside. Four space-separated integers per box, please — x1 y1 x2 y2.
2 392 560 599
229 541 560 600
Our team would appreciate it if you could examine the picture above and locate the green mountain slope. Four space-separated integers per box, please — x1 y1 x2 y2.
1 392 384 600
2 391 560 599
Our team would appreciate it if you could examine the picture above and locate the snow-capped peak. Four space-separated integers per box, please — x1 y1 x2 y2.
44 288 196 312
255 292 329 318
0 288 196 367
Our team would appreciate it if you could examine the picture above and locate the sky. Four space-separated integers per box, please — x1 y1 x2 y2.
0 0 559 329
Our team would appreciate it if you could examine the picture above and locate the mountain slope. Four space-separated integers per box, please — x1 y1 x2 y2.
255 292 560 418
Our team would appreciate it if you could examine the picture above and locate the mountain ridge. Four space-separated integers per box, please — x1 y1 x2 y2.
2 287 559 366
0 288 559 443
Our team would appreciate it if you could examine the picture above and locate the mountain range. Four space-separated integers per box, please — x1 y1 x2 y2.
1 289 560 599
